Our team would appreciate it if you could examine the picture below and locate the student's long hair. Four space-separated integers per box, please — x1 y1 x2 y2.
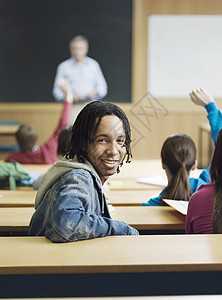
210 129 222 233
66 100 132 172
161 134 196 201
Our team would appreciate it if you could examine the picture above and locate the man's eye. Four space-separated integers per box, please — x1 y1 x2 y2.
98 139 107 143
117 139 125 146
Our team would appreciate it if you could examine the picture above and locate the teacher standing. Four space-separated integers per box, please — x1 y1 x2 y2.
52 35 108 119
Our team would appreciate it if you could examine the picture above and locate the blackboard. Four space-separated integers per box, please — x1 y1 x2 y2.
0 0 132 102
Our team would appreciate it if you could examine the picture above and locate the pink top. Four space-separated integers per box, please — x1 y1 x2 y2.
186 183 215 234
5 102 72 164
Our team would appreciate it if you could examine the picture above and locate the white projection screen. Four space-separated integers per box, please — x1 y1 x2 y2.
148 15 222 98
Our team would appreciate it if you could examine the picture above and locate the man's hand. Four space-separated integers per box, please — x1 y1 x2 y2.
189 88 215 107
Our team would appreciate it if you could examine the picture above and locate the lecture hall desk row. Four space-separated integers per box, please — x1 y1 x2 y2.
0 161 50 175
0 235 222 297
0 206 185 234
0 159 204 192
0 190 161 207
0 159 205 179
1 160 164 191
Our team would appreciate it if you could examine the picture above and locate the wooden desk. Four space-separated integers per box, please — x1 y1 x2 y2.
0 190 157 208
111 159 165 179
1 234 222 274
106 190 161 206
0 161 51 175
0 191 36 207
0 206 185 233
0 207 34 232
0 124 19 136
110 206 185 231
1 235 222 297
108 179 162 191
19 163 51 175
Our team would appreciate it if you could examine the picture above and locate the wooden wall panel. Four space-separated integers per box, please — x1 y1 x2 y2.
130 0 222 161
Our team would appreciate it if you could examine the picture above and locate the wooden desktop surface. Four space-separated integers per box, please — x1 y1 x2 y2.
107 180 162 191
0 124 19 135
106 190 161 206
1 234 222 275
0 207 34 232
110 206 185 230
0 161 51 174
0 190 158 207
0 206 185 232
108 159 165 190
111 159 164 179
0 190 37 207
22 164 51 174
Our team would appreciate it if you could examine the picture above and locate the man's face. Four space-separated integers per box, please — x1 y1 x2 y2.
86 115 126 184
70 40 88 62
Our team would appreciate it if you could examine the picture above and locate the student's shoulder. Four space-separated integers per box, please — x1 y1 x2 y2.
196 183 215 193
190 183 215 202
60 168 95 183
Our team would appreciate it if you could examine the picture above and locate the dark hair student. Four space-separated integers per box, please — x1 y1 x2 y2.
66 100 132 172
29 99 138 242
210 129 222 233
142 88 222 206
160 134 196 201
186 128 222 234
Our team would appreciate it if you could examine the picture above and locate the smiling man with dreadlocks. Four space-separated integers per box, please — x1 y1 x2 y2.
29 100 138 242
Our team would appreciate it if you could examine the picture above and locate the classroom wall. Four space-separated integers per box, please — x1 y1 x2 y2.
1 0 222 164
131 0 222 162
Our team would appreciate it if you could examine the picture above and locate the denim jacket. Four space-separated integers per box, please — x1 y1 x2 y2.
28 157 138 242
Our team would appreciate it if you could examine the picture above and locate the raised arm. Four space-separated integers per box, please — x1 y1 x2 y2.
57 79 73 103
189 87 222 146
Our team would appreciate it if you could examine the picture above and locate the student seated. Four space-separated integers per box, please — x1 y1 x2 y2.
186 128 222 234
5 80 73 164
32 125 72 190
142 88 222 206
57 125 72 160
29 100 139 242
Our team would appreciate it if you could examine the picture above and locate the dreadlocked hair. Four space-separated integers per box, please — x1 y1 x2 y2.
66 100 132 172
